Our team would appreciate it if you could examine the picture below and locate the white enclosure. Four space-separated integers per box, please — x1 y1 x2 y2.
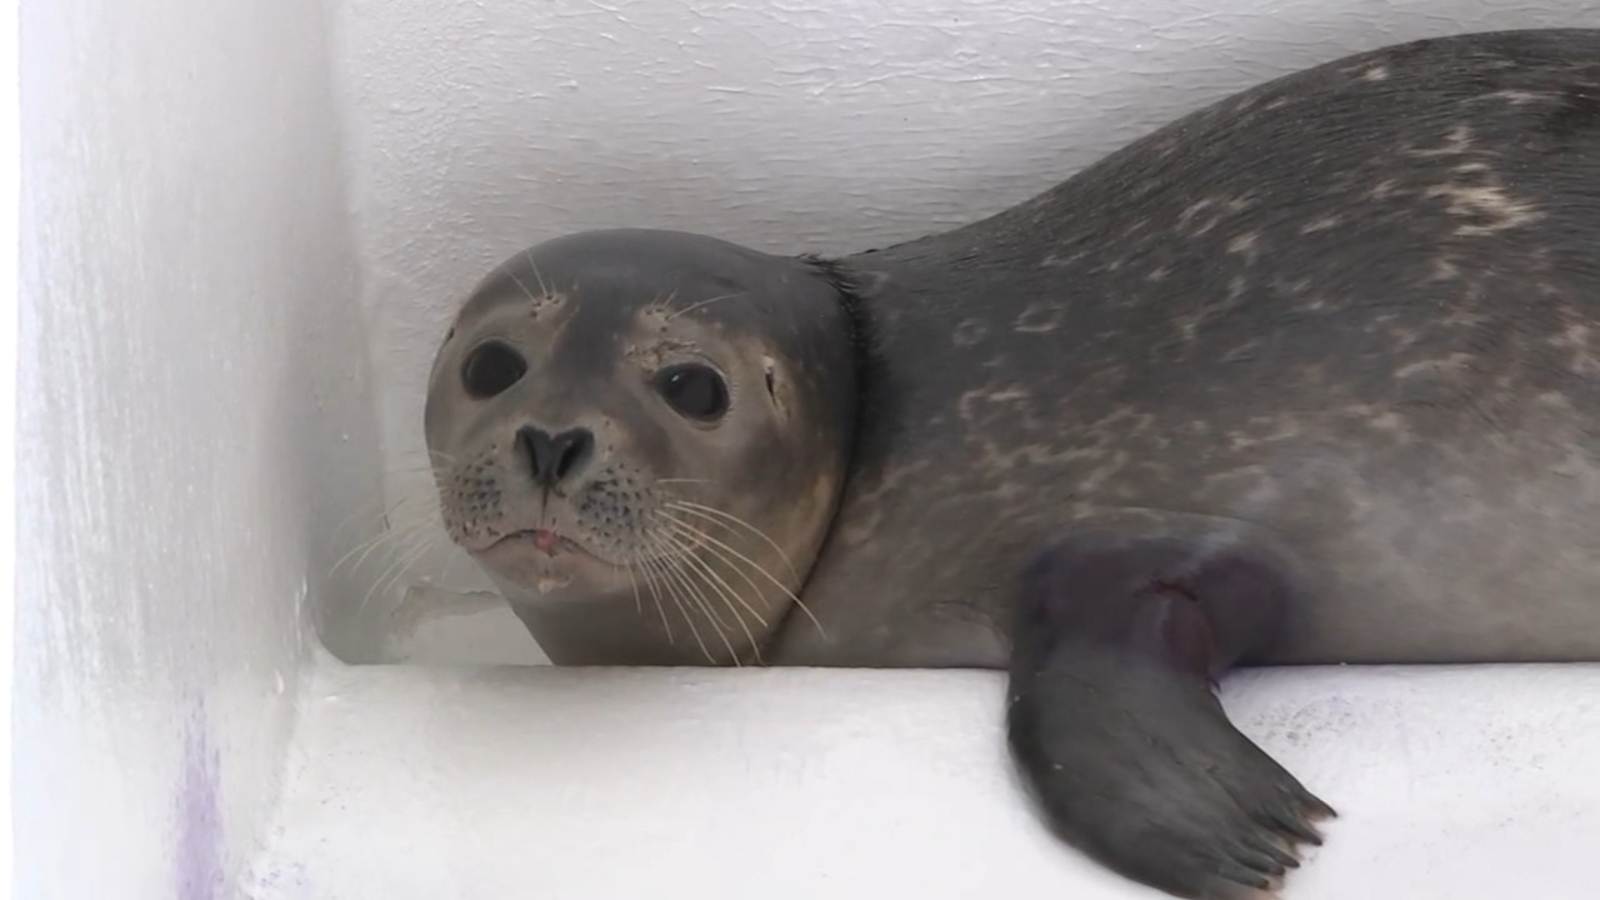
13 1 1600 899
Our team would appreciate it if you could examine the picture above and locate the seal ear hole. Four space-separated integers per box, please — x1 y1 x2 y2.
461 340 528 399
654 363 730 423
760 354 792 419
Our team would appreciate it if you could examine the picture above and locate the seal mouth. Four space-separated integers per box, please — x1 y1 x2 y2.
470 528 631 596
485 529 614 564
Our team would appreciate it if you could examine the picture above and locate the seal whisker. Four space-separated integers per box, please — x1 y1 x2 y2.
659 555 743 667
341 499 441 546
629 551 674 645
653 514 773 631
331 509 442 576
648 529 739 631
358 530 438 619
332 522 403 574
642 529 747 666
387 464 455 476
657 510 828 642
518 248 553 300
329 497 395 541
666 528 773 636
349 485 440 524
505 269 540 305
665 501 802 583
408 450 461 466
637 552 693 651
420 454 461 475
371 528 441 596
641 288 679 316
376 534 442 601
638 552 714 664
626 559 644 615
666 291 745 321
328 491 437 551
652 524 766 664
654 538 738 636
340 491 437 533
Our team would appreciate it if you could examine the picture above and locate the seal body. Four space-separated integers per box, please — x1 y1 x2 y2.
780 27 1600 672
425 29 1600 899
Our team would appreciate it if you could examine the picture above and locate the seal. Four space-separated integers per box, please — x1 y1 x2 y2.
423 29 1600 899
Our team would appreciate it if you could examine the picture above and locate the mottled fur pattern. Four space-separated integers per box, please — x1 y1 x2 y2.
425 30 1600 899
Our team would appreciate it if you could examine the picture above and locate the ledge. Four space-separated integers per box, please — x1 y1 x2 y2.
245 661 1600 899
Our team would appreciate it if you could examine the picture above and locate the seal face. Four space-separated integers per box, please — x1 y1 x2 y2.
424 229 858 665
425 29 1600 900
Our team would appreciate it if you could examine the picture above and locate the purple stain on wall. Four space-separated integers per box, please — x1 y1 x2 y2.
175 695 224 900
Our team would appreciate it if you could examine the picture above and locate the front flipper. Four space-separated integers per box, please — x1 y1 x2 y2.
1006 535 1335 899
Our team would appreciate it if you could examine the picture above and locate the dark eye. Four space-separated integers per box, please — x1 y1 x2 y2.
461 341 527 398
655 363 729 422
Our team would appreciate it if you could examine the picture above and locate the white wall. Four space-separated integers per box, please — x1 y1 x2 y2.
14 0 382 898
10 1 1600 897
324 0 1600 663
0 0 20 893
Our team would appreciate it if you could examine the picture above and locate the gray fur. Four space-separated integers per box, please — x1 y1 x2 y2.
425 29 1600 898
781 27 1600 668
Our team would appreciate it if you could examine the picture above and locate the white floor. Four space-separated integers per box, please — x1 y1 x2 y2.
245 660 1600 900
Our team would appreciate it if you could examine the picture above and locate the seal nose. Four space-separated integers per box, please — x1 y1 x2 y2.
517 426 594 489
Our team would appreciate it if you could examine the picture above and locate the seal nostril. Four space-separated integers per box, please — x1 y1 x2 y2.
553 428 594 481
517 425 595 488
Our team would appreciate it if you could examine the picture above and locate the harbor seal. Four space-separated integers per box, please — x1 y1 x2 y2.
423 29 1600 899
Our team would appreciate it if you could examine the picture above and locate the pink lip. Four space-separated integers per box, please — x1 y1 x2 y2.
471 530 629 595
482 529 609 564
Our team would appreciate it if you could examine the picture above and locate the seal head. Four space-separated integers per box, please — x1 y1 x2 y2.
424 228 858 665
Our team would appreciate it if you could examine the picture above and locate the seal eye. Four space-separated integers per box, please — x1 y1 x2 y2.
655 363 729 422
461 341 527 398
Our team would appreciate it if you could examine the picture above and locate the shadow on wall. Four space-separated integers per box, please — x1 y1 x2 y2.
314 0 1600 668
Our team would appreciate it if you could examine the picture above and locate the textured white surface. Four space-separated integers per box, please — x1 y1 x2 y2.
251 662 1600 900
320 0 1600 663
0 0 17 891
14 0 382 897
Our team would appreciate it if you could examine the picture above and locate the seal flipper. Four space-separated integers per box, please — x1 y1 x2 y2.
1005 535 1335 900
